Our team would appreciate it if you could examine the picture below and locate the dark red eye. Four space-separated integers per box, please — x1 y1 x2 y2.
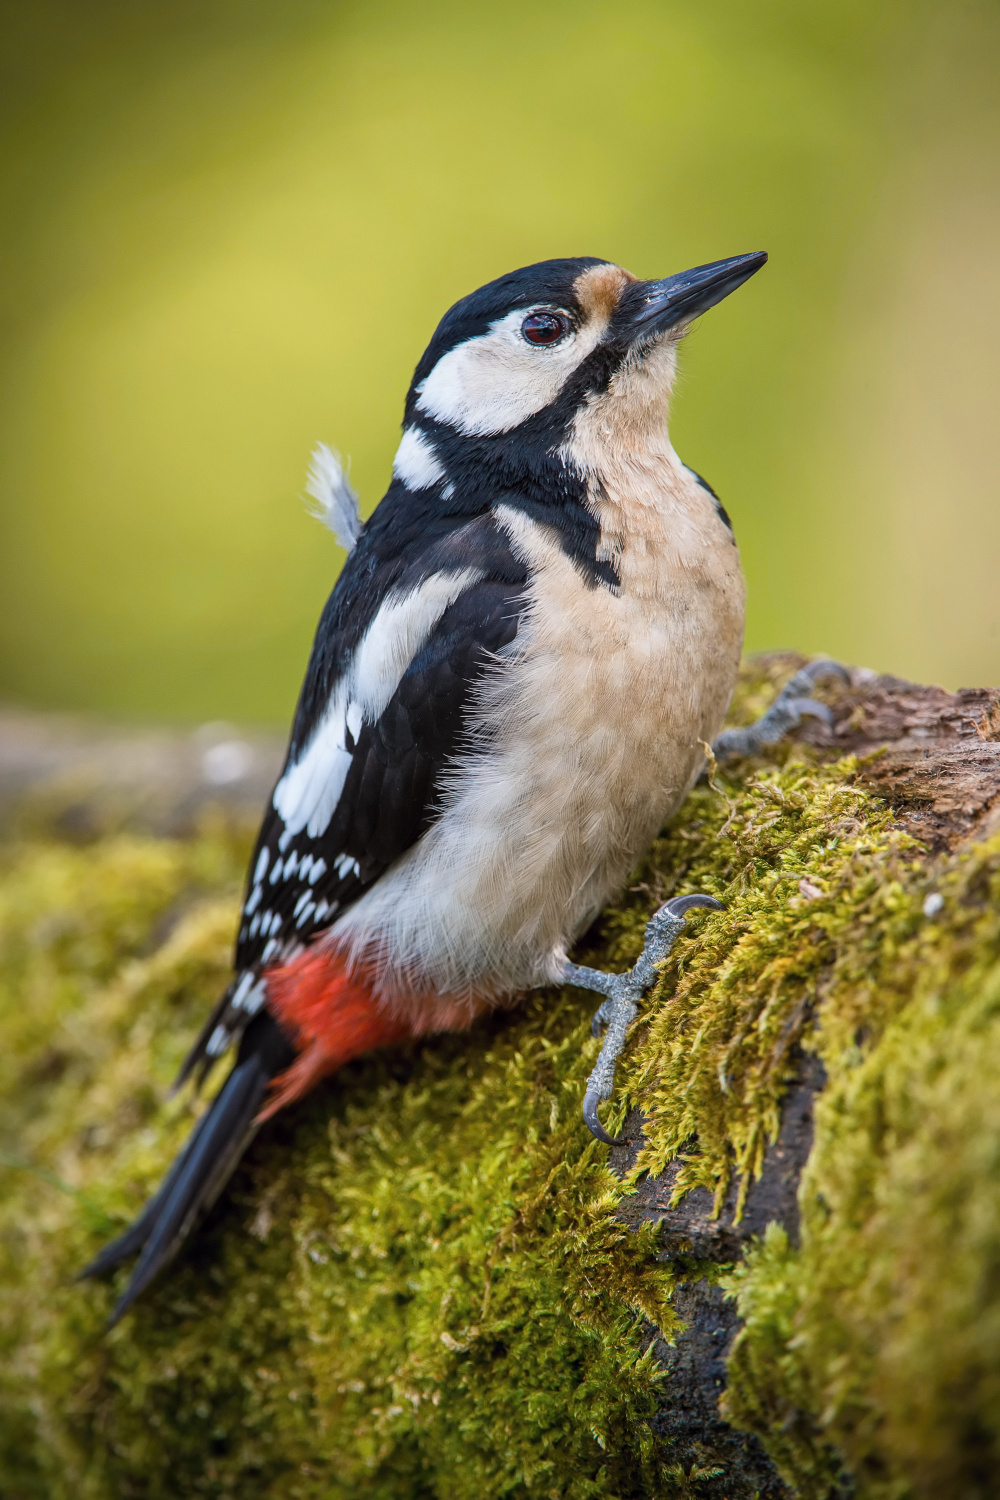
521 312 568 345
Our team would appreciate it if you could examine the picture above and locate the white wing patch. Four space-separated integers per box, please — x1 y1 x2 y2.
272 568 484 844
305 443 363 551
273 679 354 846
392 426 446 490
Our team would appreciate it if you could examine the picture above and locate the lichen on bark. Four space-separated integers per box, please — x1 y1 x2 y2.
1 659 998 1498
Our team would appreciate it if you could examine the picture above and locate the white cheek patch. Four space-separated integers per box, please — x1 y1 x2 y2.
272 567 484 842
392 426 446 490
416 308 608 436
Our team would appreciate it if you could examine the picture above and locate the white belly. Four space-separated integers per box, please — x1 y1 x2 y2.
331 459 745 1013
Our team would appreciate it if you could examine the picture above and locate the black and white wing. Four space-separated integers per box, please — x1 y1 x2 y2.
178 508 527 1081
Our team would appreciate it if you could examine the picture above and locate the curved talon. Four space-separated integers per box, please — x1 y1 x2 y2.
800 657 850 686
774 660 850 714
589 996 615 1038
783 696 833 726
712 659 850 763
582 1085 623 1145
658 893 726 919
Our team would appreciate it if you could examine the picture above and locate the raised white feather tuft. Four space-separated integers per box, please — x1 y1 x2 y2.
304 443 362 552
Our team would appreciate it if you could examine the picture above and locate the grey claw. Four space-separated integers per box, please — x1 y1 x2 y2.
590 997 614 1038
802 658 850 685
778 659 850 707
660 893 726 919
582 1085 622 1145
780 662 848 704
785 697 833 725
712 659 849 762
572 897 722 1148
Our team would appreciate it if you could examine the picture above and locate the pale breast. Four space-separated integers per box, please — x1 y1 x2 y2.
332 455 745 1011
479 465 744 950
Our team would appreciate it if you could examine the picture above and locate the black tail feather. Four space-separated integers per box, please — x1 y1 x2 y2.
78 1167 182 1280
81 1012 295 1326
170 978 236 1095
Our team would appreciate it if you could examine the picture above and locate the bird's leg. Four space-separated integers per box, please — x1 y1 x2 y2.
711 658 849 762
561 893 724 1145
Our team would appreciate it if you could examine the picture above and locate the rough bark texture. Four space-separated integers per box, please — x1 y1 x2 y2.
1 658 999 1499
797 673 1000 851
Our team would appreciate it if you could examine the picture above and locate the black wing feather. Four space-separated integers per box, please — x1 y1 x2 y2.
176 517 527 1085
89 505 528 1315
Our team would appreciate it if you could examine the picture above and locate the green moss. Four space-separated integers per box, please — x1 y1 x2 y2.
723 833 1000 1497
2 663 999 1496
0 825 681 1498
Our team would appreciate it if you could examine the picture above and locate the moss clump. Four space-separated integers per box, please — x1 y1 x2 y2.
723 832 1000 1497
0 821 685 1498
1 661 999 1496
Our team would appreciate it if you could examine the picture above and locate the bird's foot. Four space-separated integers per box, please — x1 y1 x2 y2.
711 658 849 762
562 893 724 1145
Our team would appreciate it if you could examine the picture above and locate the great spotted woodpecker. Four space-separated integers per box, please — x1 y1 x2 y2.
84 253 841 1322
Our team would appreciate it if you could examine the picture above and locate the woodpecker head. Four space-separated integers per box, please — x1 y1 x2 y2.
393 253 766 493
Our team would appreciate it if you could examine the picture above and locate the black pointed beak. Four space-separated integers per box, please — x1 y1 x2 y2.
627 252 767 338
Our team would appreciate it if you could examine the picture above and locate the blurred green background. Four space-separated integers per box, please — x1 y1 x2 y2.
0 0 997 727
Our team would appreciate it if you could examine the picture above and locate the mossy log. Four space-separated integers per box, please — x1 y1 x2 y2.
1 657 999 1499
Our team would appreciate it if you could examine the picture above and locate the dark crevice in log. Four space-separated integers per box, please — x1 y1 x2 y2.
609 1055 826 1495
613 1051 825 1260
644 1279 791 1498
